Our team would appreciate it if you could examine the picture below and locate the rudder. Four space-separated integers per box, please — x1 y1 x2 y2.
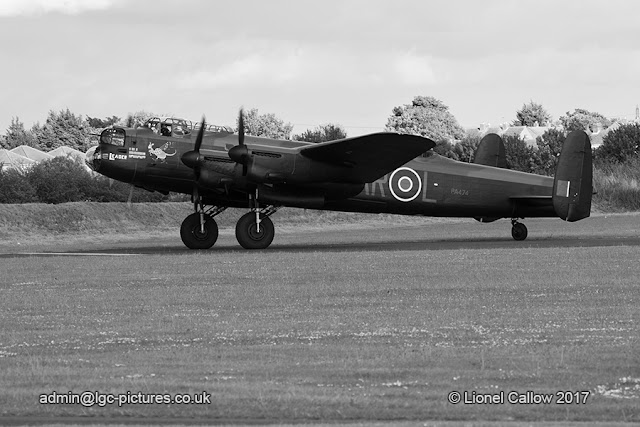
474 133 507 168
553 130 592 222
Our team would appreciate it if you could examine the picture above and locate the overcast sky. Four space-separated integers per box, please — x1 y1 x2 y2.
1 0 639 136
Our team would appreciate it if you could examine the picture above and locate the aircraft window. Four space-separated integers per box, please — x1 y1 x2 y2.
100 128 125 146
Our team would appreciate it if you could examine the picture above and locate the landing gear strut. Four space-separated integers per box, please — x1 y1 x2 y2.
511 219 528 241
180 203 227 249
235 189 279 249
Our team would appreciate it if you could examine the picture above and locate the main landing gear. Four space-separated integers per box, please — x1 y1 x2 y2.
180 205 226 249
511 219 528 241
180 191 280 250
235 189 279 249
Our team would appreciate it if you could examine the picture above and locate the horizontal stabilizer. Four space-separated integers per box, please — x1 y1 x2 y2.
474 133 507 168
300 133 435 183
553 130 592 222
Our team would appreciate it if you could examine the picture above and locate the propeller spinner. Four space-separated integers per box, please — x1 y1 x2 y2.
180 117 207 178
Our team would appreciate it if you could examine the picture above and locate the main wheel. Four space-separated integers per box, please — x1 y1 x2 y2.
235 212 275 249
180 213 218 249
511 222 528 241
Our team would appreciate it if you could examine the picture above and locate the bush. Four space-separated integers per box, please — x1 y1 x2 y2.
0 157 172 204
27 157 92 203
598 123 640 163
0 168 37 203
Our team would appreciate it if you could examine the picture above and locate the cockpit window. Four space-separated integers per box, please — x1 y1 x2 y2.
143 117 192 137
100 128 126 146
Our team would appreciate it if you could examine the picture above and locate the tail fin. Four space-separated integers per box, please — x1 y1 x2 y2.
553 130 592 222
474 133 507 168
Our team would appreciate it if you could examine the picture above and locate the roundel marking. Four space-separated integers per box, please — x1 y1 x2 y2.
389 167 422 202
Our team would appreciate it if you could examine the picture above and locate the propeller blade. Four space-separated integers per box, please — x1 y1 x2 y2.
238 108 244 146
194 116 206 153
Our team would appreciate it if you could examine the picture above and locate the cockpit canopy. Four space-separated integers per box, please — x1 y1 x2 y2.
98 117 235 147
100 128 125 146
141 117 234 137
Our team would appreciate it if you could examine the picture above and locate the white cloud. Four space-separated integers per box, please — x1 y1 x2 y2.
176 51 303 90
0 0 118 16
393 51 437 86
177 42 441 93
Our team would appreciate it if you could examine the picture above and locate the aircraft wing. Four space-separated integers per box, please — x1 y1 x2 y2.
299 132 435 183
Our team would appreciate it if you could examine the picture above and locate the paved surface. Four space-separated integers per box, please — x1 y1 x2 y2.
2 213 639 257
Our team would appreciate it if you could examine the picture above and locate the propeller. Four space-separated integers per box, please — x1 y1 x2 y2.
228 108 249 176
180 116 207 180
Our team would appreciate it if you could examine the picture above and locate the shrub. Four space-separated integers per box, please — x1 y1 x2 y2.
21 157 170 203
0 168 38 203
598 123 640 163
27 157 92 203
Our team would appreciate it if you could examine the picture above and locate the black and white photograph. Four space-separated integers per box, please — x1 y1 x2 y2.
1 0 638 425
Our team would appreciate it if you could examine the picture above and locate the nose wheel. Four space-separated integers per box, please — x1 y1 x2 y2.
511 220 528 241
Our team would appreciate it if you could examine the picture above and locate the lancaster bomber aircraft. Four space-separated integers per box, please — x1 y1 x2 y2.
87 111 592 249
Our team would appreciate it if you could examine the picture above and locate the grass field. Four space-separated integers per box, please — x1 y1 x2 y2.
0 209 639 424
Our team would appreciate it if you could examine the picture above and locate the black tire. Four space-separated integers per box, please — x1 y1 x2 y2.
511 222 528 241
235 212 275 249
180 213 218 249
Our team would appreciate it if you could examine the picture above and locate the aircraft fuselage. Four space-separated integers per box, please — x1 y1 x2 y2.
91 127 554 220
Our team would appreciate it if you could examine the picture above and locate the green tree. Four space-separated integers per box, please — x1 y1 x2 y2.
0 168 37 203
559 108 611 132
598 123 640 163
513 101 552 126
27 156 92 203
87 115 120 128
239 108 293 140
124 111 156 128
293 123 347 142
385 96 465 142
535 128 565 175
503 135 539 173
432 140 456 158
32 109 89 151
4 117 38 149
452 135 481 163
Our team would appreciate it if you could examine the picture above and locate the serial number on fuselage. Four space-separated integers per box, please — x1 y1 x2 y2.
450 188 470 196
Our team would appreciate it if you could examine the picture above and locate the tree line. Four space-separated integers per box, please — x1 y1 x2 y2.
0 108 348 152
2 98 640 205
